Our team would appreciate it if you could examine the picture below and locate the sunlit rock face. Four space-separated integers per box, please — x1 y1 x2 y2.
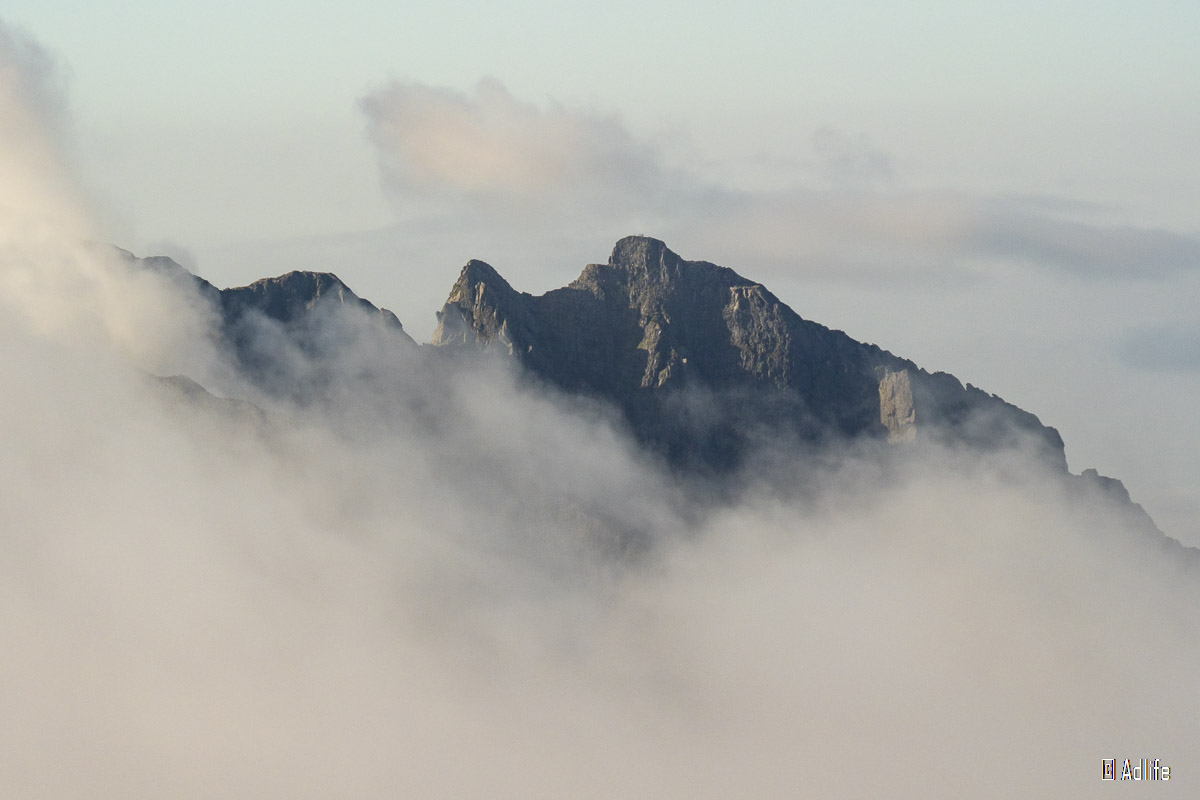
434 235 1066 473
878 368 916 443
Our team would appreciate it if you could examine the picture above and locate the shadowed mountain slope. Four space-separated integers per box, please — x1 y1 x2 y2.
433 235 1066 474
104 238 1185 553
117 247 414 395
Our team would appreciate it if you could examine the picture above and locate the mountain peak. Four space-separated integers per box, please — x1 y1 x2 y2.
609 235 678 273
220 270 407 334
433 236 1068 473
449 259 514 301
433 259 528 348
116 249 413 398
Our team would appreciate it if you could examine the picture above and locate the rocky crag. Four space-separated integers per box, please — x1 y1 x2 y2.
116 236 1178 549
119 247 414 395
433 235 1066 473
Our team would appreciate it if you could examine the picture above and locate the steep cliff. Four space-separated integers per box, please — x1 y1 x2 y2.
434 235 1066 472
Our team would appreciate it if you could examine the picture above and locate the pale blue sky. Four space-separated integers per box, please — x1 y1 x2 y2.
3 1 1199 542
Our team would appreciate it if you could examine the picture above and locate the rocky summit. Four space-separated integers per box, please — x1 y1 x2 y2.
433 235 1066 473
119 247 414 393
112 235 1180 549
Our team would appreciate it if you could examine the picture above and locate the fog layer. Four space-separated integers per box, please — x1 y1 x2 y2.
1 230 1196 799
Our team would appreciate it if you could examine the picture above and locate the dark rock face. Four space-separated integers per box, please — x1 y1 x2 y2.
434 235 1067 473
119 247 410 340
114 238 1185 551
118 247 414 396
219 271 406 333
217 271 413 393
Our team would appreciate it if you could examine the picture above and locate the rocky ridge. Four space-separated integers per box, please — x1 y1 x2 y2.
433 235 1066 473
118 247 414 392
114 237 1180 550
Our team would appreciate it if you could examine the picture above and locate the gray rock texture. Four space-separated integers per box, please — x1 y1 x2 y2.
118 248 414 395
219 271 407 334
110 238 1188 552
434 235 1067 472
878 369 916 443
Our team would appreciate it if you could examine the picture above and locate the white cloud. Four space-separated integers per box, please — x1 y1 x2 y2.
361 78 681 225
0 20 93 235
0 21 223 382
2 304 1197 797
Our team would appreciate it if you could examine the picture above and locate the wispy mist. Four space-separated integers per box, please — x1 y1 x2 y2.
0 21 93 236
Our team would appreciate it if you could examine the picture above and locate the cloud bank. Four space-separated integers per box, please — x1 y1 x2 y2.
2 278 1197 797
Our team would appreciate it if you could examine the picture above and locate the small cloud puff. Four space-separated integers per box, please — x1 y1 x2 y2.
361 78 681 224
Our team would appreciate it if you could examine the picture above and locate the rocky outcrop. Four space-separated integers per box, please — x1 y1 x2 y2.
434 235 1067 472
219 271 406 334
112 238 1183 550
1071 468 1183 551
119 248 414 396
218 271 414 391
878 369 916 443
